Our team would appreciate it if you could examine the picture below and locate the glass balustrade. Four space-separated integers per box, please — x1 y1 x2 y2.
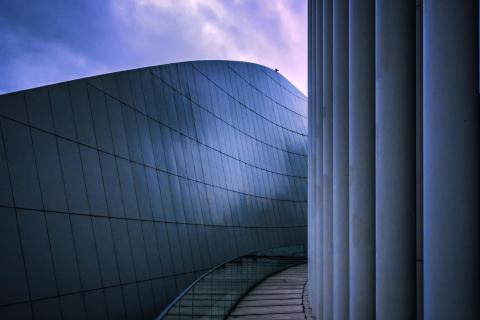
158 245 306 319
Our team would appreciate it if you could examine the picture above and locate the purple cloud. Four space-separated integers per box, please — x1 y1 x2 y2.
0 0 307 95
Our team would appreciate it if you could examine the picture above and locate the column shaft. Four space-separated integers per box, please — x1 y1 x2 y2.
314 0 324 315
349 0 375 319
322 0 333 319
375 0 416 319
424 0 479 319
333 0 349 319
308 0 325 317
415 0 423 318
307 0 316 309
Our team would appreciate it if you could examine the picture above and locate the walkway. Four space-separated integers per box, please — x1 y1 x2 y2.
227 264 312 319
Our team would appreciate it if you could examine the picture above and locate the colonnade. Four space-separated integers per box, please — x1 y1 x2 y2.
307 0 479 319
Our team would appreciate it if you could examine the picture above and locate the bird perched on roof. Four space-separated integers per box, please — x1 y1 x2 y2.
275 68 279 72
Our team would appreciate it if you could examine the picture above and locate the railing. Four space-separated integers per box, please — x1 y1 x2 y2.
157 245 306 319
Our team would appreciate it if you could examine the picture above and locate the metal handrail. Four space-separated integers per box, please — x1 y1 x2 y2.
156 245 305 319
223 259 305 319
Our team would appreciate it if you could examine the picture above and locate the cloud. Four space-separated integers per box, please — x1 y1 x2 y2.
0 0 307 95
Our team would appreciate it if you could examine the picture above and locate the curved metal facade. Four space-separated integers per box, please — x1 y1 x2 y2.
0 60 307 319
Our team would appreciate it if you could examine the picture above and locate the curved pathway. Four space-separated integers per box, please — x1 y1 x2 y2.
227 264 311 319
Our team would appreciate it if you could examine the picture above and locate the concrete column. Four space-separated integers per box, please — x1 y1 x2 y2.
424 0 479 319
349 0 375 319
307 0 316 309
307 0 319 313
314 0 324 317
322 0 333 319
375 0 416 319
332 0 349 319
308 1 324 317
415 1 423 318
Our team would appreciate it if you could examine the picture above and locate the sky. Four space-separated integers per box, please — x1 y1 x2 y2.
0 0 307 95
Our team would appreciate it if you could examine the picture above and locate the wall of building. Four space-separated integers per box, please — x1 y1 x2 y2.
0 60 308 319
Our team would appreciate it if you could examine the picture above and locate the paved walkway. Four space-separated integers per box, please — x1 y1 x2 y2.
227 264 312 319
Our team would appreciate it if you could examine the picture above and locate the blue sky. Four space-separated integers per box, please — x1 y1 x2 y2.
0 0 307 95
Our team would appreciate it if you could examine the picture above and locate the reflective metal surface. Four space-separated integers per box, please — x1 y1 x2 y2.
0 60 307 318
